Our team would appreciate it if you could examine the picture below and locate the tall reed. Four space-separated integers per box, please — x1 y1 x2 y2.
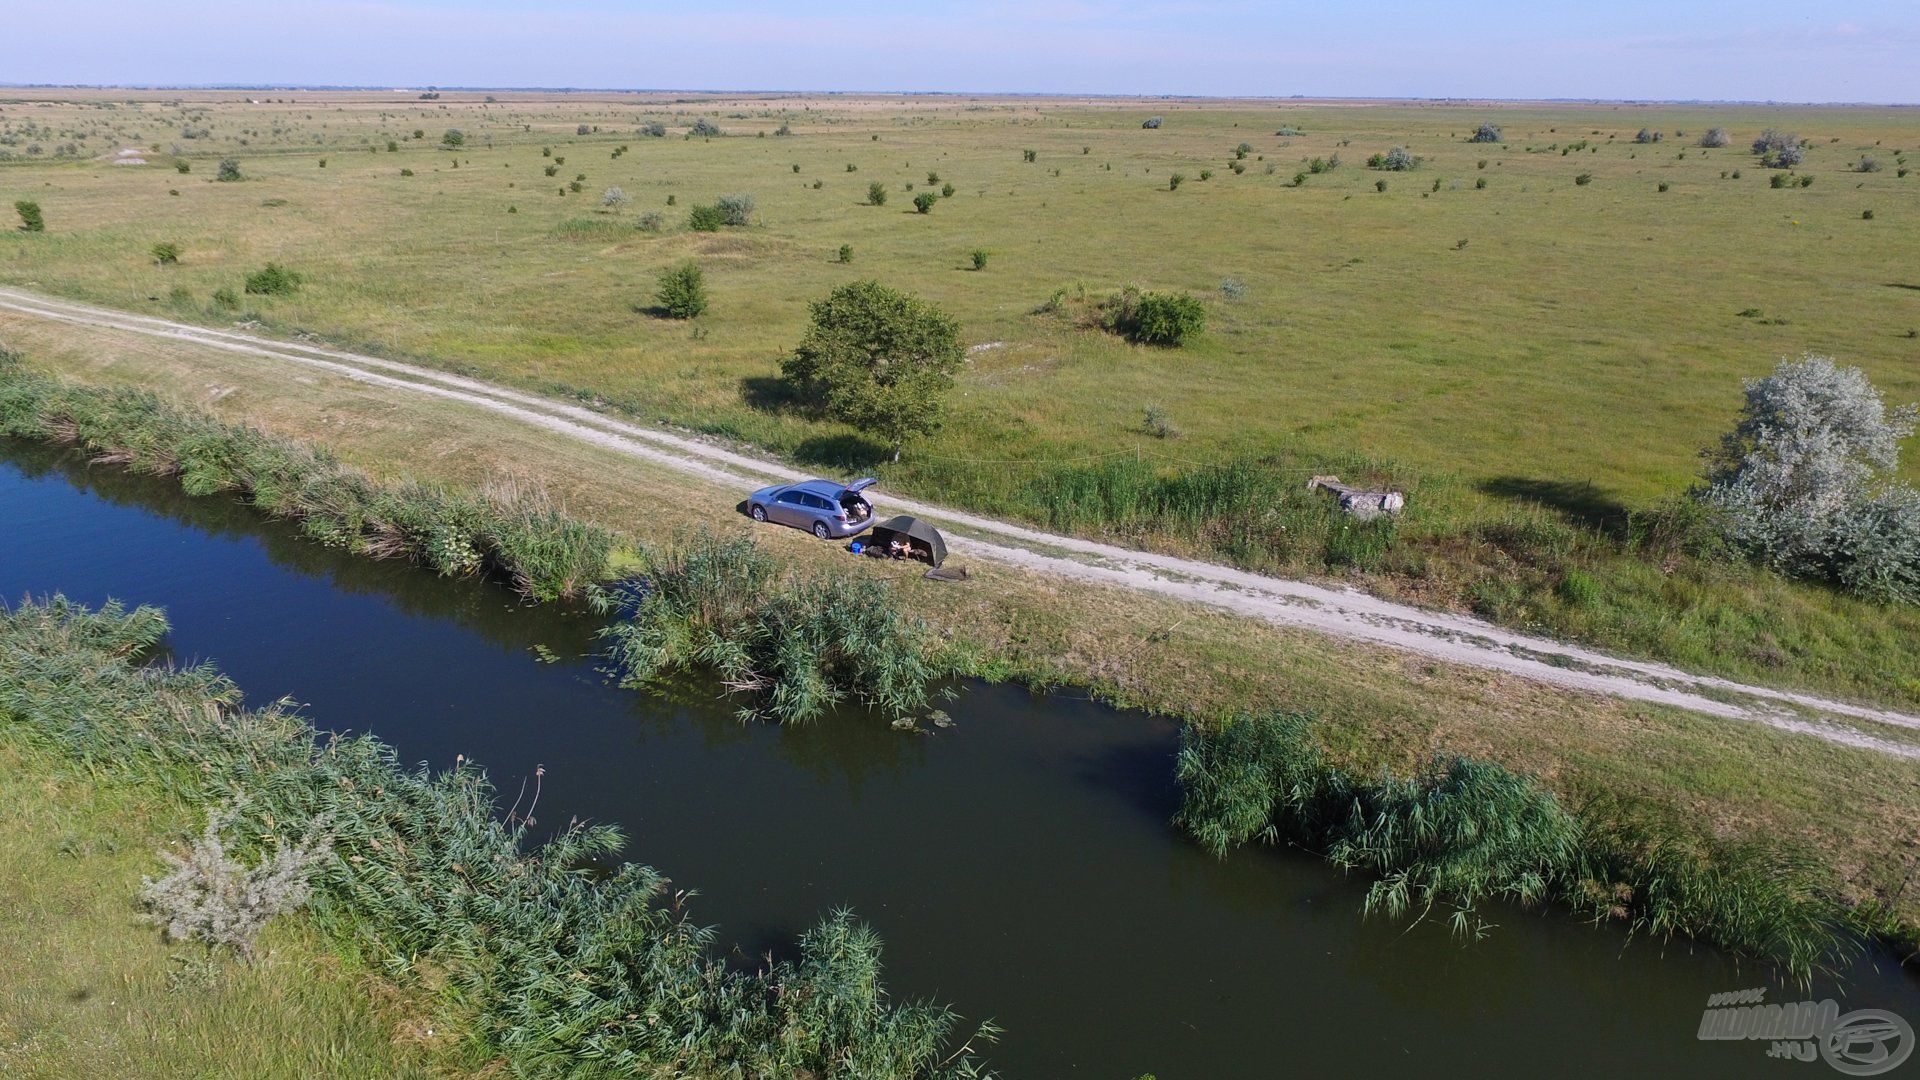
1174 711 1864 985
0 597 998 1077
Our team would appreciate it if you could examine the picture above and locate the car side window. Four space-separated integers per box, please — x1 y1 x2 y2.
805 494 832 510
776 491 805 505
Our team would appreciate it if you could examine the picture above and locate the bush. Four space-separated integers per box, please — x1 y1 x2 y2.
637 211 665 232
399 167 414 177
781 280 963 459
941 182 955 197
970 249 988 271
243 263 302 296
837 243 853 263
174 160 191 174
150 241 180 265
1105 288 1205 346
913 191 937 214
1022 149 1036 163
715 192 755 225
1375 178 1388 192
1168 172 1185 191
1634 127 1661 144
1753 128 1803 167
1574 172 1594 185
1658 181 1670 192
1856 156 1883 173
601 186 628 209
14 200 45 232
1700 127 1731 148
653 262 708 319
687 203 726 231
1698 354 1920 602
1142 406 1179 439
440 128 464 148
141 797 332 959
211 287 238 309
1474 177 1487 189
866 180 888 206
1141 116 1163 129
689 118 722 137
640 121 666 137
1372 146 1415 171
215 158 242 182
1468 122 1502 143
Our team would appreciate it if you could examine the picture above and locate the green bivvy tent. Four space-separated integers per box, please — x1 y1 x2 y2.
869 516 947 567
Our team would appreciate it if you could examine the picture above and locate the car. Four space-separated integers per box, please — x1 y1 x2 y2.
747 477 878 539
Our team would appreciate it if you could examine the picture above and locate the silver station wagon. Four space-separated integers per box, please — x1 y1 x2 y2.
747 477 878 539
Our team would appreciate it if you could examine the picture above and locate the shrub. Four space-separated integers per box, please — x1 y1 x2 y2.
716 192 755 225
141 797 332 959
1105 287 1205 346
1574 172 1593 185
243 263 302 296
1753 129 1803 167
1468 122 1502 143
1168 172 1186 191
1142 406 1179 439
689 118 722 137
837 244 853 263
910 191 936 214
1142 116 1163 129
1474 177 1487 189
1698 354 1920 602
866 180 888 206
970 248 988 271
575 123 590 136
1634 127 1661 144
781 280 963 460
654 262 708 319
399 167 414 177
544 163 558 177
15 200 45 232
1274 126 1305 137
687 203 726 231
150 241 180 265
440 128 464 148
601 186 629 209
1199 168 1213 181
174 160 191 174
1856 156 1883 173
1658 181 1670 192
1771 173 1791 189
1700 127 1731 148
1863 209 1875 220
1022 149 1036 162
211 287 239 309
941 182 955 198
640 121 667 137
386 139 398 152
637 210 665 232
215 158 242 181
1375 179 1388 192
1379 146 1416 171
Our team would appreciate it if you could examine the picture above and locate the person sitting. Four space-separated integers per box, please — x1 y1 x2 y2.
887 537 909 559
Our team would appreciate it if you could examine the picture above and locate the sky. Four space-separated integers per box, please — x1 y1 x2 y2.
6 1 1915 103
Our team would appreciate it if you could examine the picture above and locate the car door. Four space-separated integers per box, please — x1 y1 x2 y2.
771 490 809 527
800 492 834 532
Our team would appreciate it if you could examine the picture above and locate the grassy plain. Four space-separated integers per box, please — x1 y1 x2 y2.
0 735 442 1078
3 90 1919 702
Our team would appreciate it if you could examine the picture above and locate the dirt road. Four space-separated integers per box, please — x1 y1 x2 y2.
4 284 1916 756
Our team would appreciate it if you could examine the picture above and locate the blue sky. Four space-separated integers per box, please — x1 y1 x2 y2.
7 1 1915 103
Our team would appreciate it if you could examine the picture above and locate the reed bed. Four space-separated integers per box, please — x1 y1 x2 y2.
0 352 611 601
0 597 998 1077
592 531 944 724
1174 711 1869 986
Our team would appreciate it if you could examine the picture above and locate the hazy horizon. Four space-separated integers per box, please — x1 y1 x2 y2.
6 1 1915 106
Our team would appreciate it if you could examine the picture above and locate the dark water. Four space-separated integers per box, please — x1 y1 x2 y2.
3 441 1916 1079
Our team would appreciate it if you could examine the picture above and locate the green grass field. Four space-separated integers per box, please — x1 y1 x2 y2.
4 89 1919 701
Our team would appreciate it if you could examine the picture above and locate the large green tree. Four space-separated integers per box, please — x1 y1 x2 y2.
782 281 963 461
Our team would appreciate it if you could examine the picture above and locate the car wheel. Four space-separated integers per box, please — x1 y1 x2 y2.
750 504 767 522
812 521 831 539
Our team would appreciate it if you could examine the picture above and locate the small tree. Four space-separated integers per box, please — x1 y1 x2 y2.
716 193 755 226
781 281 963 460
641 121 667 138
1382 146 1415 171
1699 127 1730 148
654 262 708 319
912 191 937 214
151 241 181 265
866 181 888 206
441 128 464 149
1142 116 1163 129
970 249 988 271
1753 128 1803 167
687 204 726 231
216 158 243 182
14 200 44 232
140 798 332 961
1468 122 1502 143
689 118 722 138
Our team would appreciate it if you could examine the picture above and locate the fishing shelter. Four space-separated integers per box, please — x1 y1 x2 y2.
868 516 948 567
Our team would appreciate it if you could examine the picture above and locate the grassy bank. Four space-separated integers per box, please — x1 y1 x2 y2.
3 90 1917 704
0 597 1000 1077
0 734 439 1078
0 347 610 601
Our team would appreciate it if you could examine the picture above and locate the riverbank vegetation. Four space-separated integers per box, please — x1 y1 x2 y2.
0 350 611 600
592 531 944 724
0 596 1000 1077
1174 711 1886 985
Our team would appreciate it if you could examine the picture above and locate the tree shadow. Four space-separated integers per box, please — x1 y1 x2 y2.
794 433 891 472
1477 476 1633 537
739 374 797 413
1883 282 1920 291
